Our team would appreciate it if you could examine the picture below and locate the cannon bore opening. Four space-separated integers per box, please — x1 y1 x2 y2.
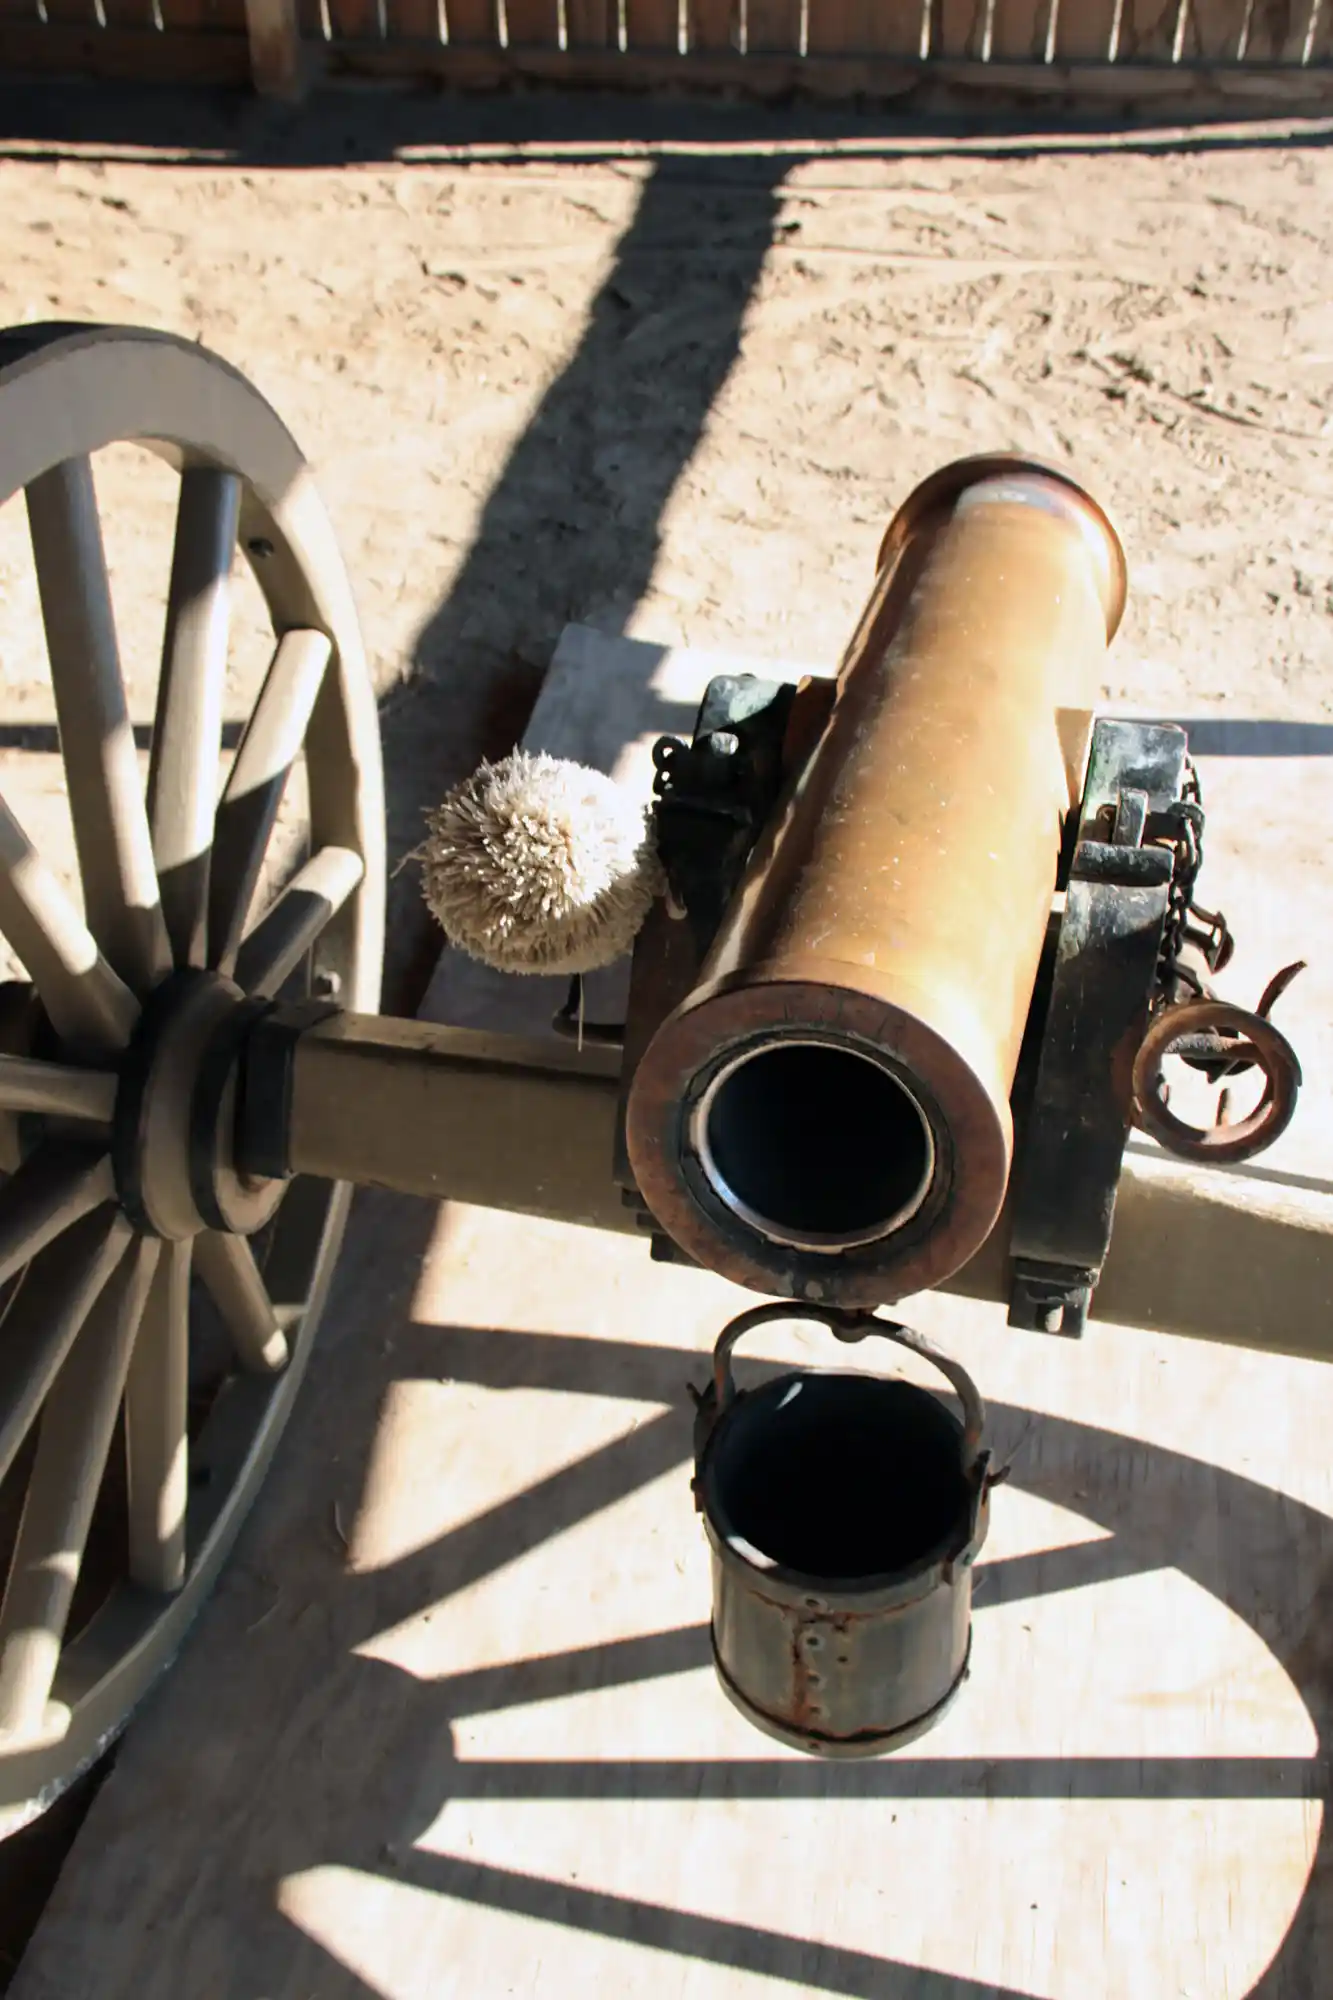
692 1038 935 1253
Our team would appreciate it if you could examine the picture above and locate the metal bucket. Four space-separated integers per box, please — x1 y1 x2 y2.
691 1303 995 1757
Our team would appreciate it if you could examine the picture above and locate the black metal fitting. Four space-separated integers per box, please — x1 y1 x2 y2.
233 998 341 1183
110 969 216 1238
1007 719 1190 1337
189 995 281 1233
651 673 798 958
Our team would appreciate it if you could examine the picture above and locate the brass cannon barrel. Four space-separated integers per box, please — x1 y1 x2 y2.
624 456 1127 1307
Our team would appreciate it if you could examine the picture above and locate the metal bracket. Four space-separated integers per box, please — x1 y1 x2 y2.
651 673 798 959
615 674 802 1247
235 997 342 1182
1007 719 1189 1337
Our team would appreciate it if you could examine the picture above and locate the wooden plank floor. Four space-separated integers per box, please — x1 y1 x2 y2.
13 629 1333 2000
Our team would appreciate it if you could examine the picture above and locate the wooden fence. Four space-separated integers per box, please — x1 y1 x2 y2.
0 0 1330 108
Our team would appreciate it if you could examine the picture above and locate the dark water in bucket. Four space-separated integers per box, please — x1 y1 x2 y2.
708 1374 969 1582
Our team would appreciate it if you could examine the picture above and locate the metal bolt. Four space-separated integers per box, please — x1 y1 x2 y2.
247 536 276 560
706 731 740 757
312 970 342 1000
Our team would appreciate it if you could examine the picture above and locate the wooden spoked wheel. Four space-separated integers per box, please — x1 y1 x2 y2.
0 324 385 1835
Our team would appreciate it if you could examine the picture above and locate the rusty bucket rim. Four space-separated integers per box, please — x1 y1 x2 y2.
699 1366 988 1606
695 1307 991 1601
706 1304 987 1467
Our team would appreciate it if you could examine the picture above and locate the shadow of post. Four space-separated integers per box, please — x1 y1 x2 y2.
410 151 788 692
380 153 787 1011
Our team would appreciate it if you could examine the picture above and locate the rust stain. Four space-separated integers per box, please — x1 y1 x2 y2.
789 1619 815 1731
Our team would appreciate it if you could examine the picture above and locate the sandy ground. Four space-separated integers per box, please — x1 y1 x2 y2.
1 83 1333 1987
6 123 1333 714
4 104 1333 1004
2 103 1332 1085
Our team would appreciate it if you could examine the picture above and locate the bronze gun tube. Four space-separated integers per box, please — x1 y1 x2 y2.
624 456 1127 1307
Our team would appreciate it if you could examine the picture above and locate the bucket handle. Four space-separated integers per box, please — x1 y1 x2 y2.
709 1303 987 1479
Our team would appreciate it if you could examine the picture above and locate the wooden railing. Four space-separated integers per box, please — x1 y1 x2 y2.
0 0 1329 108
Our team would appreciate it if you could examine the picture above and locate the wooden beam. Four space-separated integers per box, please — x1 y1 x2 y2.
1 23 1332 104
0 23 252 86
245 0 306 98
319 43 1333 103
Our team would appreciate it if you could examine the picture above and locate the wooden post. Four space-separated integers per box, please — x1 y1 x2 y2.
245 0 306 97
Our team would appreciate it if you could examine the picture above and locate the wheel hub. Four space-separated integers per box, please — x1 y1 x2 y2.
111 971 285 1242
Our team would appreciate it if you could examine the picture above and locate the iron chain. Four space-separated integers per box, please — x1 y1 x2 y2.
1152 759 1233 1008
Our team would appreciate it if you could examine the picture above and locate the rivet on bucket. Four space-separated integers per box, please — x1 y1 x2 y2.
691 1303 999 1758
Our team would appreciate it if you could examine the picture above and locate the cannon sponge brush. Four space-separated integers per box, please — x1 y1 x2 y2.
419 750 663 976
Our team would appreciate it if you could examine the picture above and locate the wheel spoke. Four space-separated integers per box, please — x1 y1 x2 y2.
26 458 172 997
0 787 138 1055
0 1145 115 1293
124 1239 191 1594
147 468 241 971
234 844 364 1000
208 629 332 975
0 1205 132 1492
194 1232 289 1375
0 1055 116 1124
0 1236 159 1739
